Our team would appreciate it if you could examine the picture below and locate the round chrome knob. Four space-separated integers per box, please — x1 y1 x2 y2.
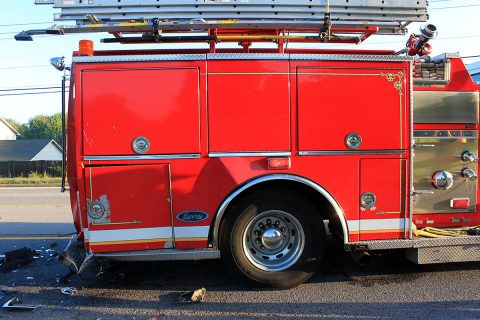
261 228 283 251
345 133 362 150
461 151 478 163
88 201 105 219
132 136 150 154
431 170 454 190
360 192 376 209
461 168 478 181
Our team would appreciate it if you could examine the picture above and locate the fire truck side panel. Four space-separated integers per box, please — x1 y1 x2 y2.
208 60 290 152
81 64 202 156
297 65 409 151
84 164 173 253
70 56 413 254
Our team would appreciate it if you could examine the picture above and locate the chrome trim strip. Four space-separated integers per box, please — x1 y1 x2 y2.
209 152 291 158
409 61 414 240
290 54 414 62
84 154 201 161
96 249 220 262
207 53 290 60
73 54 413 64
299 150 406 156
73 54 206 63
212 174 347 248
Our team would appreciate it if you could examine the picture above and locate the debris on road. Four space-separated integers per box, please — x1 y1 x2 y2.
179 288 206 303
0 247 37 272
2 297 40 311
26 277 34 280
60 287 78 296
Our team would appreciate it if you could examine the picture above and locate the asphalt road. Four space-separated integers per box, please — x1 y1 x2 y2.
0 187 479 320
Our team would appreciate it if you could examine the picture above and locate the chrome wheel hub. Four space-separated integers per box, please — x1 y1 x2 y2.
261 228 283 250
242 210 305 272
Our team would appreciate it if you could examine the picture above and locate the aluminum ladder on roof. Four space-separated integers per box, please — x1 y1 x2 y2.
31 0 428 36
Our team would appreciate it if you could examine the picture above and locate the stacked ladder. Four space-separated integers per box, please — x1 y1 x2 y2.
17 0 429 42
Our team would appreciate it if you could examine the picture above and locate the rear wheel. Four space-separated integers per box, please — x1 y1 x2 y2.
219 188 325 288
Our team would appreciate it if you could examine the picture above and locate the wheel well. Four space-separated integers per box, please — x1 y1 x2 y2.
211 176 346 248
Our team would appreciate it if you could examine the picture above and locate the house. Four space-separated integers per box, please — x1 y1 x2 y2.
0 139 62 161
0 117 19 140
467 61 480 84
0 139 63 177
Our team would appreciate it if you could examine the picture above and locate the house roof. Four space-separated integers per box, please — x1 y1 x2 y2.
0 139 62 161
0 117 20 136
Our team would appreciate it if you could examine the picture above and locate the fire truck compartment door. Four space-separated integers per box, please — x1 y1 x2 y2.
82 68 200 156
359 159 407 241
208 60 290 152
84 164 173 253
297 67 408 151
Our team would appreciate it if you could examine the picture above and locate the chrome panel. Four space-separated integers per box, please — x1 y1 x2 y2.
73 54 207 63
299 150 406 156
212 174 347 248
96 249 220 261
209 152 291 158
409 62 414 240
413 91 479 124
84 154 201 161
413 130 478 213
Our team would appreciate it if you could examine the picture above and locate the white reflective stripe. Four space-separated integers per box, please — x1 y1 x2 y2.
348 218 410 232
347 220 360 231
83 226 209 243
174 226 209 239
88 227 173 243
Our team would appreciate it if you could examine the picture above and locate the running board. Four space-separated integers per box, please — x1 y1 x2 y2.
348 235 480 264
406 245 480 264
96 249 221 261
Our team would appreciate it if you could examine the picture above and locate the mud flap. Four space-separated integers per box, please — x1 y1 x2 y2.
58 235 94 274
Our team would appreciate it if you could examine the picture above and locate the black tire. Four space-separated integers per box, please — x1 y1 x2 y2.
219 187 325 289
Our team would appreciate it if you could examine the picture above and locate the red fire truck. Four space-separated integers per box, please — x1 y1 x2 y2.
18 0 480 288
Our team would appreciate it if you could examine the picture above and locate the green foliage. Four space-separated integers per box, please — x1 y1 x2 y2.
3 118 21 132
9 113 63 145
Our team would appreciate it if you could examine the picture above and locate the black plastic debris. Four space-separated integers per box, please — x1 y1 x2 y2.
0 247 37 272
2 297 40 311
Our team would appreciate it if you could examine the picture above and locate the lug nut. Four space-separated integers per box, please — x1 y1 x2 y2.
254 230 259 235
275 220 280 226
266 219 271 224
280 227 286 232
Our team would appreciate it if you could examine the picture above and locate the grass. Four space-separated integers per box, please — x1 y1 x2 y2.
0 172 62 185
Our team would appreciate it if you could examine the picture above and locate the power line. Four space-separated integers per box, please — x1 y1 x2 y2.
0 65 51 70
0 91 67 97
0 22 54 27
430 4 480 10
0 86 61 92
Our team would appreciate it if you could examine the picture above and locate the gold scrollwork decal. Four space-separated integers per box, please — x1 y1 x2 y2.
380 72 404 95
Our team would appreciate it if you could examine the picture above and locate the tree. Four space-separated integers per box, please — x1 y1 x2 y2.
3 118 21 132
6 113 63 145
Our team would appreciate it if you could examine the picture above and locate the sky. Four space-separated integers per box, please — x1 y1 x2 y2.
0 0 479 123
